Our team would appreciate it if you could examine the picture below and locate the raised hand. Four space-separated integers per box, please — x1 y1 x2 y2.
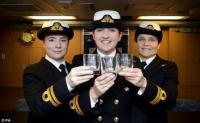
118 68 147 88
66 66 94 88
89 73 116 102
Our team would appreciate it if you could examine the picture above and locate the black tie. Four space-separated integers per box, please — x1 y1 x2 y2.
140 61 147 68
59 64 67 76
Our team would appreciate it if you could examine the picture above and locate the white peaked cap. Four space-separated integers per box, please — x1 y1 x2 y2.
42 20 70 28
93 10 120 21
139 22 161 31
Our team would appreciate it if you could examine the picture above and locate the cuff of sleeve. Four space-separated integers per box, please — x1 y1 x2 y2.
139 81 158 102
69 90 101 116
53 77 71 102
139 81 167 105
66 78 74 92
149 86 167 105
90 95 98 108
42 85 62 107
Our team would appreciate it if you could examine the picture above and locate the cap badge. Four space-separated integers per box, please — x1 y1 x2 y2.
101 15 114 23
145 25 155 30
51 22 63 31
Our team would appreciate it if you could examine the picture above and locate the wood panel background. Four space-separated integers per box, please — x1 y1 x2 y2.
169 28 200 101
0 27 82 87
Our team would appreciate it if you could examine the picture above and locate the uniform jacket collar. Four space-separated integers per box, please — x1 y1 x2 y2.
40 57 71 77
143 55 163 78
92 48 121 55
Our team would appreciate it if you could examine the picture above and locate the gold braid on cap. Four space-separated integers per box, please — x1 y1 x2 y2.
100 15 114 23
145 25 155 30
51 22 64 31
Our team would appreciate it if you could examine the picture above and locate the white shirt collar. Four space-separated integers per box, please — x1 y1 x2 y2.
139 55 156 68
97 49 116 57
45 55 66 71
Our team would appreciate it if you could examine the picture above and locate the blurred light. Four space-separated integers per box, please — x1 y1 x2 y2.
23 16 77 20
137 16 189 20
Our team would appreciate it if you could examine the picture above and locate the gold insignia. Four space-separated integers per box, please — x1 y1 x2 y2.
42 85 62 107
51 22 63 31
21 30 35 45
149 86 167 105
101 15 114 23
69 95 84 115
145 25 155 30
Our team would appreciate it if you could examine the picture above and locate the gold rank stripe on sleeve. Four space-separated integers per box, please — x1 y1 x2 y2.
149 86 167 105
69 95 84 116
49 86 62 105
42 85 62 107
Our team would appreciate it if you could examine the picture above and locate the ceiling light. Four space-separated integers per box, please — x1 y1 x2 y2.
23 16 77 20
137 16 189 20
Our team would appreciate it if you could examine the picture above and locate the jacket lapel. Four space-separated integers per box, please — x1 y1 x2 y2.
143 56 161 78
65 62 71 72
41 58 65 79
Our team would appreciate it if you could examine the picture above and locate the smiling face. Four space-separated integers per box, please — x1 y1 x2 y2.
92 28 122 55
136 34 160 59
43 35 69 62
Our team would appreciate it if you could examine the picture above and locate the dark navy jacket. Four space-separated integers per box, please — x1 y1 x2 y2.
70 54 178 123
